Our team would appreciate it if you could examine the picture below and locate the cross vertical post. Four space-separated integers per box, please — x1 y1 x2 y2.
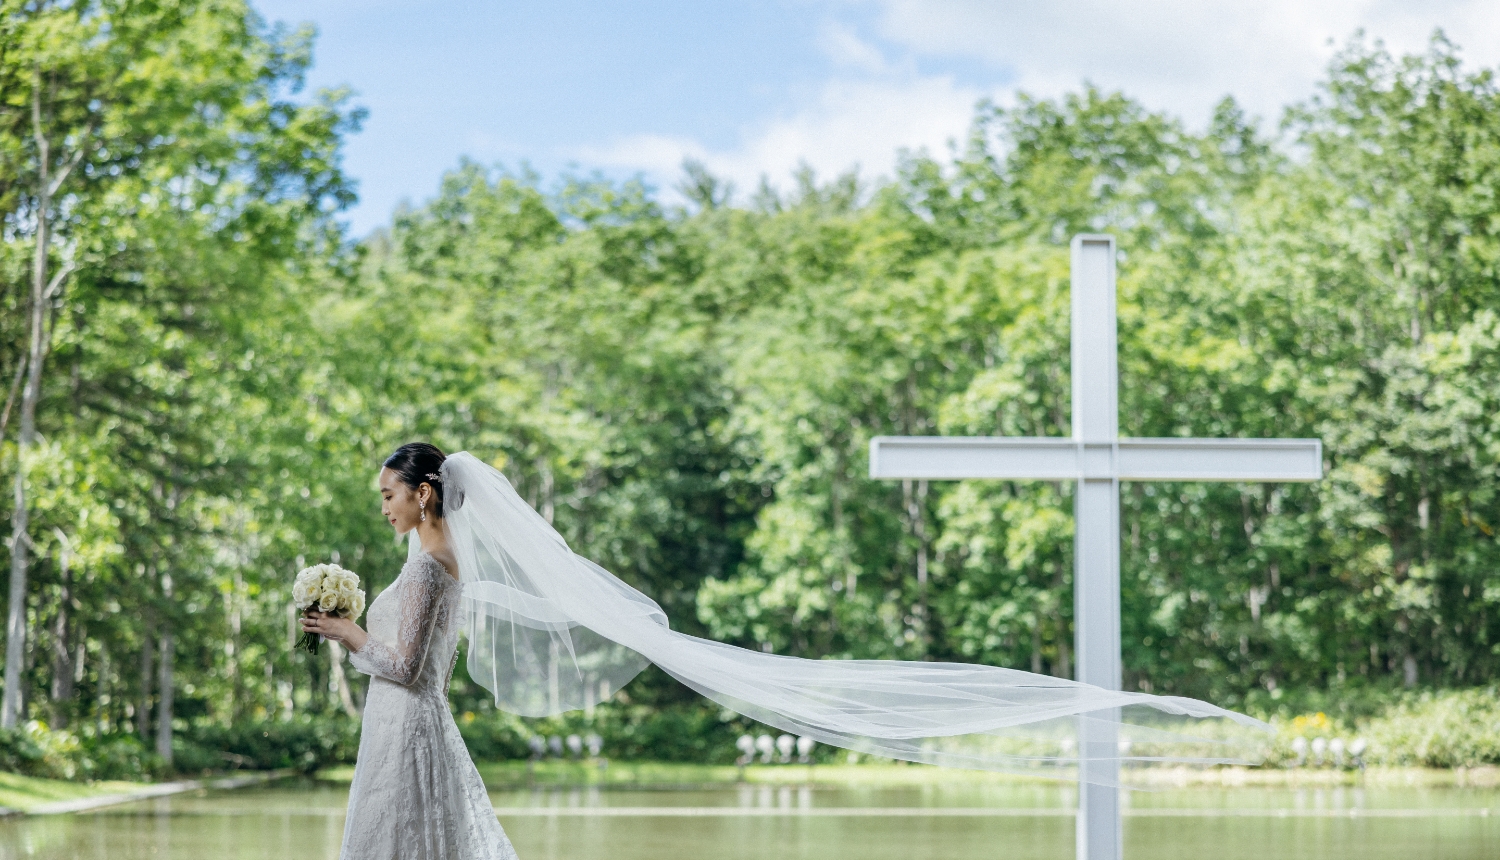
866 232 1322 860
1071 235 1122 860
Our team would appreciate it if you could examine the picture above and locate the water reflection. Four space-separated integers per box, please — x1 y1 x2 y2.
0 779 1495 860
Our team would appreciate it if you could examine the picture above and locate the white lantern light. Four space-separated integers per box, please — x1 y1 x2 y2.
796 736 815 763
755 734 774 763
776 734 795 763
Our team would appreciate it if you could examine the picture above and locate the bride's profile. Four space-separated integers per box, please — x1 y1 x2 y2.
304 440 1267 859
301 443 518 859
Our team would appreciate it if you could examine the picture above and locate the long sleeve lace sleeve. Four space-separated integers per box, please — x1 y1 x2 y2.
348 559 443 686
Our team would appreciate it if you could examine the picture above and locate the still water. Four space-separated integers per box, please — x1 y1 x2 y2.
1 779 1496 860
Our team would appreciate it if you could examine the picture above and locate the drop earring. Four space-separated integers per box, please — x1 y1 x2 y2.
420 498 426 522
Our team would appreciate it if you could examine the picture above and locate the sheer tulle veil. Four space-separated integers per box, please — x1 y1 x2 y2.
421 451 1269 785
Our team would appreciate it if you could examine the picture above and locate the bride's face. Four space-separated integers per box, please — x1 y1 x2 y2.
378 467 424 535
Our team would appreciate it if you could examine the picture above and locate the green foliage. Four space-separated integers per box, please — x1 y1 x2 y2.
0 723 161 781
0 0 361 744
454 712 532 762
1256 688 1500 769
183 715 361 774
83 735 161 781
576 704 756 764
1363 688 1500 768
0 728 47 776
2 8 1499 778
456 702 759 765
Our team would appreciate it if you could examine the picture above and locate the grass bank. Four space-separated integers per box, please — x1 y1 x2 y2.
0 771 149 813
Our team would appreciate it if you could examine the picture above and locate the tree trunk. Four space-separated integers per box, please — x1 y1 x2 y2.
537 457 555 525
0 359 25 445
3 76 54 731
328 642 359 718
226 568 242 721
156 631 173 762
902 479 931 655
1031 625 1043 675
156 569 174 763
137 634 153 742
1054 564 1072 680
96 647 109 733
49 537 74 726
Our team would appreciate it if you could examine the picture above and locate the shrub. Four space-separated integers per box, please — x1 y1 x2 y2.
456 712 531 760
80 734 162 781
183 715 361 774
1260 687 1500 769
0 726 47 775
453 701 816 765
0 723 162 781
1364 688 1500 768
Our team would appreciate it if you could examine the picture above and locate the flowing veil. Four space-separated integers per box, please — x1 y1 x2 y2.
427 451 1269 785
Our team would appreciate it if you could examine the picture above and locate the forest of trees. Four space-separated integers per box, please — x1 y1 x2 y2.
5 0 1500 767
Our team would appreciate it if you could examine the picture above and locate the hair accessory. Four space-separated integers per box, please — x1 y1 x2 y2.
426 473 442 483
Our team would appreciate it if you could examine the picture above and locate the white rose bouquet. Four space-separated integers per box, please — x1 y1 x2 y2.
292 563 366 655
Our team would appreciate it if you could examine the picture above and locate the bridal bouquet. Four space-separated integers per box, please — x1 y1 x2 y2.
293 563 366 655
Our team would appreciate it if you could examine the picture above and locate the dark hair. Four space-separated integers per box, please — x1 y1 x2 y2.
383 442 447 518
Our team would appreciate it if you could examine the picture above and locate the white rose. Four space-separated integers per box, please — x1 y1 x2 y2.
346 589 366 620
333 569 361 604
293 567 327 608
318 590 339 612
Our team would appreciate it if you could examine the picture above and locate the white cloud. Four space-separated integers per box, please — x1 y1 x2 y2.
818 21 892 74
575 31 983 202
573 1 1500 204
867 0 1500 124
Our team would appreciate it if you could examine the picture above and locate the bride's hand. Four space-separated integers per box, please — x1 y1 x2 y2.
300 611 369 653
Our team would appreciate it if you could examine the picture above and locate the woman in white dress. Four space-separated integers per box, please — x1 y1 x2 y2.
301 443 518 860
303 441 1270 859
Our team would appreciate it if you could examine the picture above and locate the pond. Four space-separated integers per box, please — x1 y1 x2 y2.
0 778 1496 860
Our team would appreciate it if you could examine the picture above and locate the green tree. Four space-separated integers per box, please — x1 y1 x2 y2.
0 0 357 751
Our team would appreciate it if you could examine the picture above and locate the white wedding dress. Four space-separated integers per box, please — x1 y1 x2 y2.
341 551 519 860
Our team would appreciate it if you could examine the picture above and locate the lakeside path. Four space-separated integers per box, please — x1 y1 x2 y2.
0 768 297 816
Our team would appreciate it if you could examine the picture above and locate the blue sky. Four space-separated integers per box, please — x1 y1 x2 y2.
250 1 1500 237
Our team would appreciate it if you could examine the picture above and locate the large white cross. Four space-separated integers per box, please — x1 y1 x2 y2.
868 234 1322 860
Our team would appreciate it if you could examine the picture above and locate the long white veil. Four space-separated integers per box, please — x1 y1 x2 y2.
432 451 1269 784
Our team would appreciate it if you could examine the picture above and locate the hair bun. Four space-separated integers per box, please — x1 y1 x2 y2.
383 442 449 517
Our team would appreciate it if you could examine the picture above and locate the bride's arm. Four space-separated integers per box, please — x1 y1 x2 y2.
312 561 444 686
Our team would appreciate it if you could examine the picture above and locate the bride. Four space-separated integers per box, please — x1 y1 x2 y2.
304 442 1268 860
301 443 518 859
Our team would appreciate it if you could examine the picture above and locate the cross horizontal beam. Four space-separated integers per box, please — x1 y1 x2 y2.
869 437 1323 482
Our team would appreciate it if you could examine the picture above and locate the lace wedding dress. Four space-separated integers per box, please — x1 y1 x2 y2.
341 552 519 860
